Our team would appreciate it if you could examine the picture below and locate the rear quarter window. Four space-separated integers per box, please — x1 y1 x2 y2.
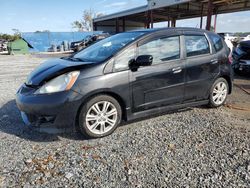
209 34 224 52
185 35 210 57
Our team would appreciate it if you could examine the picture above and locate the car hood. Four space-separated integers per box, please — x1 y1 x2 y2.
26 58 96 86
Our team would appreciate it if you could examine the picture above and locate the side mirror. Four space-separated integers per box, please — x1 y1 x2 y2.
135 55 153 66
129 55 153 71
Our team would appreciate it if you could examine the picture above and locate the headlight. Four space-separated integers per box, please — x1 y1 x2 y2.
35 71 80 94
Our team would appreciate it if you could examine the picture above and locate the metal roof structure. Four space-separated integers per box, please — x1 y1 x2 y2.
93 0 250 33
94 5 148 23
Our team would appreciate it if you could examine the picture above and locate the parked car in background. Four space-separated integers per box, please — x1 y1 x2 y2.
218 33 238 52
0 39 7 52
232 40 250 75
70 35 93 52
16 28 233 138
70 33 110 52
243 35 250 41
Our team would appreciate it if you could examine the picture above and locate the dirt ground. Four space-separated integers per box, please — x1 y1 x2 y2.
226 75 250 119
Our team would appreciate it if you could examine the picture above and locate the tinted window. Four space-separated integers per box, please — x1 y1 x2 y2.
138 36 180 64
185 35 210 57
210 34 224 52
114 46 135 71
74 32 144 62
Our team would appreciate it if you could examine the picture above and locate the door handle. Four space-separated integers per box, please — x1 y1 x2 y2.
172 67 182 74
211 59 218 64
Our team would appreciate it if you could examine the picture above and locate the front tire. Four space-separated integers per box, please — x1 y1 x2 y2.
209 78 229 108
78 95 122 138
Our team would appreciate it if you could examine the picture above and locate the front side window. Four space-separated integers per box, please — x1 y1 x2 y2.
114 46 135 71
138 36 180 64
185 35 210 57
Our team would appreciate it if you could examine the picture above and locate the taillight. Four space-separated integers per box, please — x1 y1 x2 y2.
228 52 233 64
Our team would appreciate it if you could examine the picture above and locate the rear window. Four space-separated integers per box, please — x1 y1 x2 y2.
185 35 210 57
210 34 224 52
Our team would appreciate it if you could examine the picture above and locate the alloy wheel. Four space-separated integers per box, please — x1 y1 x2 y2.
212 81 228 105
85 101 118 135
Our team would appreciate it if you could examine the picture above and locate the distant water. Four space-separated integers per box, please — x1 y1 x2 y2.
22 31 102 52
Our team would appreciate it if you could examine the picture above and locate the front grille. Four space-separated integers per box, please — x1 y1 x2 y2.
26 113 56 126
26 113 38 124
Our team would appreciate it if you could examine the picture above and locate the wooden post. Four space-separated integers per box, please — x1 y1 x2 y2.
150 10 154 28
144 11 148 28
200 3 203 29
214 13 217 32
206 0 213 31
146 11 151 28
171 18 176 27
93 23 97 31
122 18 125 32
115 18 119 33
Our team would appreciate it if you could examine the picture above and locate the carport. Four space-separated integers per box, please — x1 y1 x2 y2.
93 0 250 34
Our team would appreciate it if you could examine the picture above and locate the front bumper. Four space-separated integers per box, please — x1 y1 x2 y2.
16 84 83 133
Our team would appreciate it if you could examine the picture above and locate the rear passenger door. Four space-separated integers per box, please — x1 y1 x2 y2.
130 33 185 112
183 32 220 102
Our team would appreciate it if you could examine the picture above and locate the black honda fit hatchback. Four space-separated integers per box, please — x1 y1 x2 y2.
16 28 233 138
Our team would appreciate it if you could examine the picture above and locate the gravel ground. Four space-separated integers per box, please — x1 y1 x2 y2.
0 55 249 187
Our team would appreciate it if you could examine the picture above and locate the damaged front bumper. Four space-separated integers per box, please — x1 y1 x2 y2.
16 84 83 134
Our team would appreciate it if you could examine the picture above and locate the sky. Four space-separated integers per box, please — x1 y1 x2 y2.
1 0 250 34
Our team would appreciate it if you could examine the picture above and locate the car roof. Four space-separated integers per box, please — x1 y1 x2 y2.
128 27 209 34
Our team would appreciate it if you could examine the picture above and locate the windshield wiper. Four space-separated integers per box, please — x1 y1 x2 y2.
62 57 85 62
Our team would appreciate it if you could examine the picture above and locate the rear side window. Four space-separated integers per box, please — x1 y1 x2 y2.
185 35 210 57
138 36 180 64
210 34 224 52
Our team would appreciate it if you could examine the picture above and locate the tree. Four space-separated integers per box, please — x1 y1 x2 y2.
0 33 20 41
82 9 94 31
0 28 21 41
72 21 84 31
12 28 21 35
72 10 105 32
210 26 215 32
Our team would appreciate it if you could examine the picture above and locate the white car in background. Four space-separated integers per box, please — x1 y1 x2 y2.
243 35 250 41
218 33 237 52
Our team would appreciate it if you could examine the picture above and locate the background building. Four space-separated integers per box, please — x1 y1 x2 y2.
93 0 250 34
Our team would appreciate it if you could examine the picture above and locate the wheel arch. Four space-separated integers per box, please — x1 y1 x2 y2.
220 75 232 94
75 90 128 130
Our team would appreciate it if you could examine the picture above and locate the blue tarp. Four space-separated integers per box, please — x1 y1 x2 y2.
21 31 102 52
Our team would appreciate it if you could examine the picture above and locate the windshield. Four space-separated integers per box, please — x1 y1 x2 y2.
74 32 145 62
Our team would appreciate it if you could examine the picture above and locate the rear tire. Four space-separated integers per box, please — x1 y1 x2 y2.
78 95 122 138
209 78 229 108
